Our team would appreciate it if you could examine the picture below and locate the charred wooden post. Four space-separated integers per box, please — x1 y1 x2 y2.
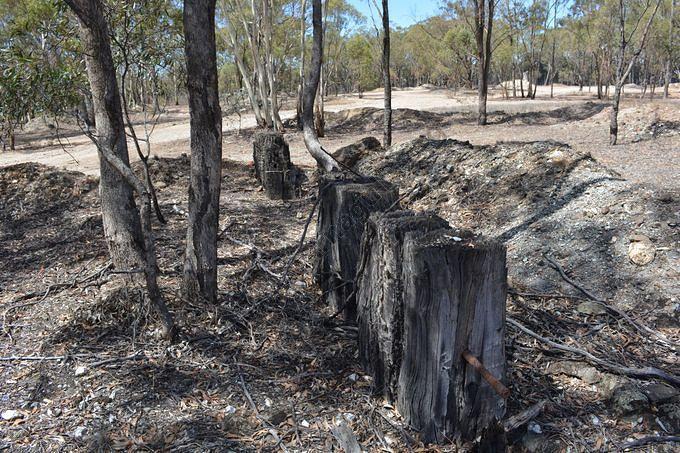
397 229 507 445
315 177 398 320
356 210 449 400
252 131 297 199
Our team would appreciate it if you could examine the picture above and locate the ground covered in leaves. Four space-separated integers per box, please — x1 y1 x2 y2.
1 135 679 452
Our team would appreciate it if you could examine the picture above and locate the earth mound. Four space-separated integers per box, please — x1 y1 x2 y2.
356 137 679 325
325 107 452 133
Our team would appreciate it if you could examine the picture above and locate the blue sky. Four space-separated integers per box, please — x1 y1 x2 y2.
348 0 443 27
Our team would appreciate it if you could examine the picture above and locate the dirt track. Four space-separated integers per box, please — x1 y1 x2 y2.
2 84 679 188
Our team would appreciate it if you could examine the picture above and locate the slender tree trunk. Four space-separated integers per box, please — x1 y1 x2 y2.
183 0 223 303
475 0 494 125
263 0 283 131
8 124 15 151
225 23 266 127
664 0 675 98
64 0 174 337
610 0 662 145
66 0 146 273
296 0 307 130
610 81 622 145
315 72 325 137
302 0 338 171
173 71 180 105
382 0 392 146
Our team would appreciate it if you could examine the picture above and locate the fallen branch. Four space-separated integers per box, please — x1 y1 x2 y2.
544 254 674 348
234 360 289 452
282 193 323 277
0 355 72 362
621 435 680 450
507 317 680 387
503 400 547 432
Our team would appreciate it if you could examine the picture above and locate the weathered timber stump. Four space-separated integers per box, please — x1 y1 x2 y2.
315 177 399 320
253 131 297 199
356 210 449 400
397 229 507 445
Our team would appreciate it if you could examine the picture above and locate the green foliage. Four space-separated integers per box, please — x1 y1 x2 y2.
0 0 82 133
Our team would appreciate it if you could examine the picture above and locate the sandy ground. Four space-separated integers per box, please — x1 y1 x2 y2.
1 83 679 188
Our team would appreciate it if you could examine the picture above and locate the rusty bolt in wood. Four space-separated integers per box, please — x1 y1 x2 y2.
462 350 511 399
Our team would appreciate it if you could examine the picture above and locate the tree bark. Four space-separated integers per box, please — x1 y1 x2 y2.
64 0 174 337
474 0 494 125
65 0 146 274
302 0 338 171
664 0 675 98
183 0 223 303
296 0 307 130
382 0 392 146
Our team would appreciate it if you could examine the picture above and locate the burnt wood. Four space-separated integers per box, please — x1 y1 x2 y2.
397 229 507 444
356 210 449 400
315 177 398 320
253 131 297 199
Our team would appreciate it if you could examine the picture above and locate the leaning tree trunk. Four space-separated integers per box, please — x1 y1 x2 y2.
301 0 338 172
65 0 146 274
64 0 174 337
296 0 307 130
183 0 223 303
382 0 392 147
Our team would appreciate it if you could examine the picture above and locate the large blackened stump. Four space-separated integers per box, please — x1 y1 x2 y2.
356 210 449 400
252 131 296 199
315 177 398 320
397 229 507 445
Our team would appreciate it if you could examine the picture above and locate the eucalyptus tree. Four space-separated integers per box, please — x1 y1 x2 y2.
0 0 82 149
183 0 223 303
64 0 175 337
663 0 676 98
381 0 392 146
302 0 338 171
609 0 662 145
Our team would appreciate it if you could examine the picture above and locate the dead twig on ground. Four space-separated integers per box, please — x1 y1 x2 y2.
544 254 674 348
621 435 680 450
234 360 289 452
507 316 680 387
504 400 547 431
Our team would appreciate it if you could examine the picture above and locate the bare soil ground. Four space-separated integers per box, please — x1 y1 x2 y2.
2 84 679 188
1 85 679 451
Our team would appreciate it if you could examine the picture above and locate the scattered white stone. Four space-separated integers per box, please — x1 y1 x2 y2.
225 405 236 415
300 419 310 428
527 421 542 434
1 409 22 421
343 412 356 422
74 366 87 376
628 236 655 266
294 280 306 288
264 398 272 408
348 373 359 382
73 426 87 439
